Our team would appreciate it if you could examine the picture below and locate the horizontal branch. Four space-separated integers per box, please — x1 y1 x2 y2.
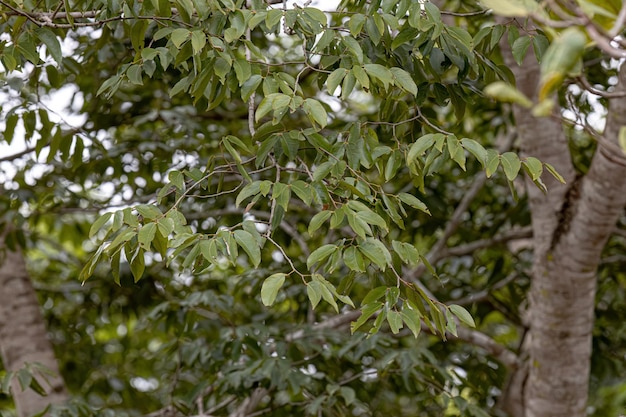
0 145 36 163
450 272 519 306
437 226 534 261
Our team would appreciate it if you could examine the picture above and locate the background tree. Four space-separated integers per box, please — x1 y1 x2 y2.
1 0 626 417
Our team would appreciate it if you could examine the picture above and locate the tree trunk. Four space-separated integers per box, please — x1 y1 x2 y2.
501 28 626 417
0 240 68 416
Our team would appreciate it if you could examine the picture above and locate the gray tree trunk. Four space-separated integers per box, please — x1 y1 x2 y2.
500 27 626 417
0 240 68 416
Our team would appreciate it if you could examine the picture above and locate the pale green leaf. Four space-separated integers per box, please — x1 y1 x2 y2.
485 149 500 178
480 0 537 16
544 162 566 183
171 28 190 48
261 273 286 306
484 81 532 108
522 156 544 181
138 223 157 250
449 304 476 328
307 280 323 309
460 138 488 167
387 310 403 334
191 30 206 54
398 192 430 214
500 152 521 181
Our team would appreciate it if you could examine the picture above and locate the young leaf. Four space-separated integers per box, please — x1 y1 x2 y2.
484 81 532 108
261 273 286 306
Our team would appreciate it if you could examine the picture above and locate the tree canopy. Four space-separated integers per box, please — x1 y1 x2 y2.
2 0 626 416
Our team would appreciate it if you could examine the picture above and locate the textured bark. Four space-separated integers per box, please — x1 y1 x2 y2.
500 28 626 417
0 242 68 416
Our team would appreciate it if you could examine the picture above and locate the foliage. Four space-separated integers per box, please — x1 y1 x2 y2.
1 0 626 415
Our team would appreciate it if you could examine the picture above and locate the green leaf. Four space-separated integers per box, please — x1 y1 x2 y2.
342 36 363 63
138 223 157 250
387 310 403 334
136 204 162 221
447 135 466 171
363 64 393 90
327 68 348 96
362 286 387 305
449 304 476 327
407 133 440 163
130 248 146 282
308 210 332 235
485 149 500 178
261 273 286 306
398 193 430 214
236 181 261 206
303 98 328 128
191 30 207 54
291 180 313 206
89 212 113 239
348 13 366 37
539 28 587 101
390 67 417 95
460 138 488 167
171 28 190 48
127 64 143 85
391 240 420 265
307 244 337 270
500 152 521 181
234 230 261 267
480 0 537 16
511 36 532 65
36 28 62 64
241 74 262 101
358 238 391 271
522 156 544 181
544 162 566 183
3 114 18 145
351 302 381 333
400 307 422 338
312 274 339 312
343 245 365 272
307 280 322 309
484 81 532 108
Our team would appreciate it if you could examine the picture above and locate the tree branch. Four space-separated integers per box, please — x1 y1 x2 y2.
436 226 533 261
